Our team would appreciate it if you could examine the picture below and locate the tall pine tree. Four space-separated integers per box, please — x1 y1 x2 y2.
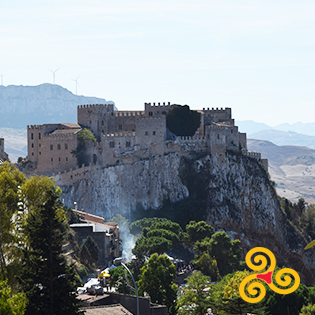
19 177 82 315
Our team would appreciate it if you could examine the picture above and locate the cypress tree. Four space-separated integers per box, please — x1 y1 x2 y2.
19 184 82 315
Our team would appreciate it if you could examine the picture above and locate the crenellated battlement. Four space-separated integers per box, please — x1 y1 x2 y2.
77 104 114 109
145 102 171 107
114 111 144 117
44 132 78 140
202 107 231 112
28 125 44 130
103 131 136 138
137 116 165 121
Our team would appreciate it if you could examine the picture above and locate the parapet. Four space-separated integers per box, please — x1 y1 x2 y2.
202 107 231 112
103 131 136 138
77 104 114 110
114 111 144 117
27 125 44 130
144 102 171 107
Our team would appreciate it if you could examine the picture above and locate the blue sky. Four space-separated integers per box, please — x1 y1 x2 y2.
1 0 315 126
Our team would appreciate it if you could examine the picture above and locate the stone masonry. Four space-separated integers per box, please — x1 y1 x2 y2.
27 103 266 177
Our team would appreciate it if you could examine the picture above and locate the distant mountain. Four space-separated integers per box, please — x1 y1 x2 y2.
273 122 315 136
236 120 272 134
0 84 115 129
237 120 315 137
248 139 315 203
249 129 315 150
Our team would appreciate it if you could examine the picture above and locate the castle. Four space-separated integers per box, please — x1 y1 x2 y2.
27 102 267 178
0 138 8 164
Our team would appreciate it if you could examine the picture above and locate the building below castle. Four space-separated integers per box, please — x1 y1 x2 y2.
27 102 267 177
0 137 9 164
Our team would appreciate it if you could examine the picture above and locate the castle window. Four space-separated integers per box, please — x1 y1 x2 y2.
102 120 104 126
31 143 34 148
59 157 61 162
65 144 68 150
231 129 233 134
126 141 131 147
66 157 68 162
32 152 34 156
110 141 115 148
39 143 41 147
39 151 41 155
153 131 156 135
51 157 53 162
145 131 148 136
162 111 166 115
118 124 122 130
149 112 153 116
57 144 61 150
217 134 219 140
39 133 41 140
50 145 53 150
31 133 34 140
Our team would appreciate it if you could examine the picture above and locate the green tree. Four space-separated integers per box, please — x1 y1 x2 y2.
109 266 133 294
194 252 220 281
211 270 266 315
300 303 315 315
0 162 25 282
79 235 99 267
0 280 27 315
19 177 82 315
183 220 214 247
132 236 172 259
137 253 177 314
195 231 241 276
166 105 201 136
177 271 212 315
129 217 168 236
71 128 96 166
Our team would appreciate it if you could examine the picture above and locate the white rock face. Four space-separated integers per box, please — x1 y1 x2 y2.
61 154 189 218
60 151 315 285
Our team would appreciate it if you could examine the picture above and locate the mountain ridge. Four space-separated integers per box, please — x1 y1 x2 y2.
0 83 115 129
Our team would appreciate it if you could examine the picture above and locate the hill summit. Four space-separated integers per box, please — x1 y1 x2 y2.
0 84 115 129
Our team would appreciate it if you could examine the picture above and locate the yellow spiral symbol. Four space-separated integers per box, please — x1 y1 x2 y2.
239 274 266 303
245 247 276 273
239 247 300 303
269 268 300 294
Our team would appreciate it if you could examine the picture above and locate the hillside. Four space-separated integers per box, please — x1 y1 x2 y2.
58 151 315 285
0 83 115 129
248 139 315 203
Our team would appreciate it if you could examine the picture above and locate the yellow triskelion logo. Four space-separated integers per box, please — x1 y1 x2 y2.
239 247 300 303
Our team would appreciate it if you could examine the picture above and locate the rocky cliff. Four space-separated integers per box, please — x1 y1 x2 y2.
60 151 315 285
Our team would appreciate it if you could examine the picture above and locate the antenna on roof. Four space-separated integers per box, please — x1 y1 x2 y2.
48 68 60 84
72 74 80 95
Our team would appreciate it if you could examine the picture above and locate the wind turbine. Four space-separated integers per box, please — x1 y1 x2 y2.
72 74 80 95
48 68 60 84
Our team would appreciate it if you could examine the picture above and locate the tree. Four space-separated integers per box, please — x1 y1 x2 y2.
166 105 201 136
0 280 27 315
177 271 212 315
0 162 25 284
79 235 99 267
132 236 172 259
300 303 315 315
211 271 266 315
182 220 214 247
71 128 96 166
19 176 82 315
195 231 241 276
194 252 220 281
129 217 168 236
137 253 177 314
